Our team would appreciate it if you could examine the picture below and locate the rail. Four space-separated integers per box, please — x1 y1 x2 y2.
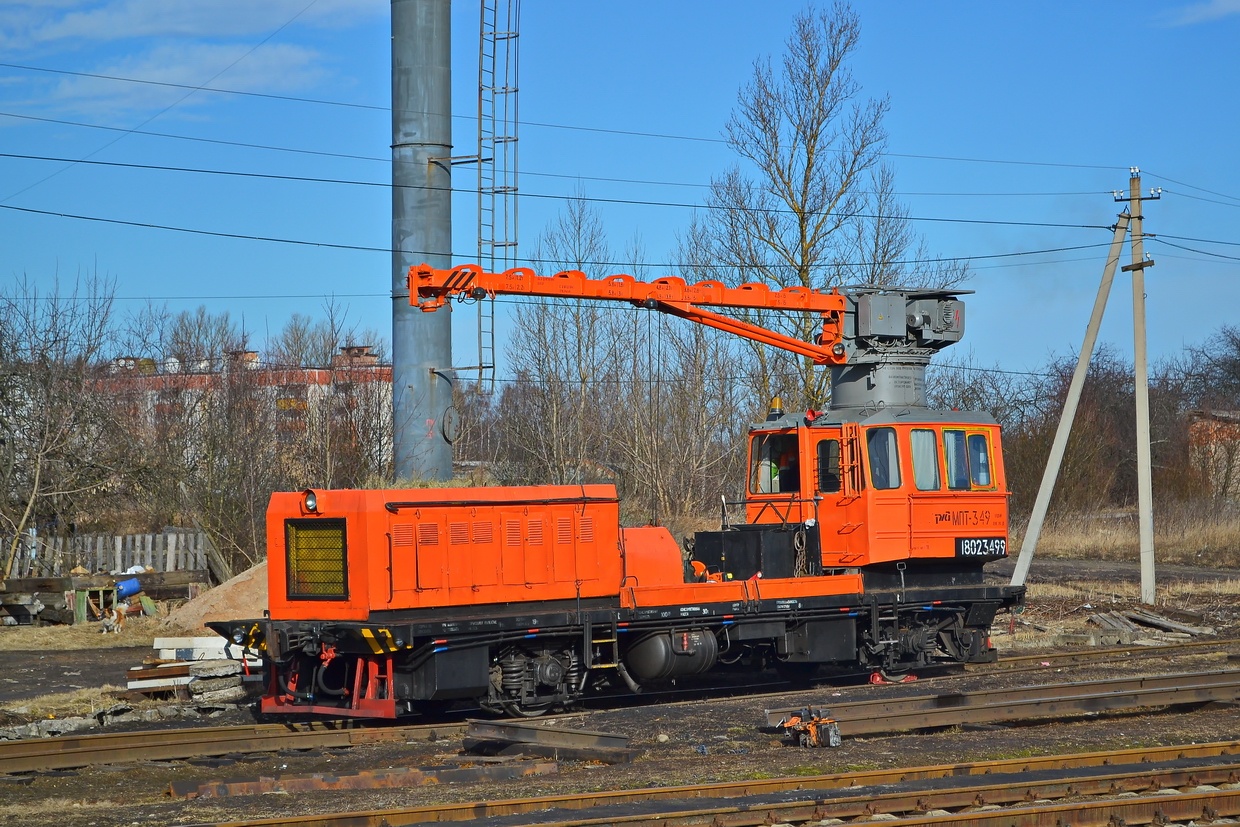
5 668 1238 775
766 667 1240 733
165 742 1240 826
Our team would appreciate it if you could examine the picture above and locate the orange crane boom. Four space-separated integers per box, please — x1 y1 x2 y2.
409 264 848 365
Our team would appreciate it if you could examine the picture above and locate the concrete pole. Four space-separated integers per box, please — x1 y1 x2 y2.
1127 170 1157 604
1010 215 1130 587
392 0 454 482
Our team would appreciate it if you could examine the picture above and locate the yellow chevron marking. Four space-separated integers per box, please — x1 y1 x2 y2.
360 628 385 655
377 628 396 651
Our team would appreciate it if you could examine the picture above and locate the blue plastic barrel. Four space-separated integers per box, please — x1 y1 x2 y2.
115 578 141 599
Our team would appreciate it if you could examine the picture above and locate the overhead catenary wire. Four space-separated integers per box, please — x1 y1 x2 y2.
0 61 1140 169
0 109 1151 206
0 150 1118 233
0 3 322 205
0 201 1123 270
1148 238 1240 262
8 148 1238 251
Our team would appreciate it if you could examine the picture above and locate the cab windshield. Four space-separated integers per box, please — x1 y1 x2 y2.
749 432 799 494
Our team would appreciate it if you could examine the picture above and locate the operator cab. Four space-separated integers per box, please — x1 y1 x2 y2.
713 398 1009 577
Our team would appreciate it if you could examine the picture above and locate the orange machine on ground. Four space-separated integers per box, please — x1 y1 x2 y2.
211 264 1024 718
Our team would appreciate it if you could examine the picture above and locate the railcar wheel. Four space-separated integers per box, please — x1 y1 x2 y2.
875 667 916 684
501 700 552 718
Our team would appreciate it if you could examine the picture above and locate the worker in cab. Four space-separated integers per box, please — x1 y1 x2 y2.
777 439 800 493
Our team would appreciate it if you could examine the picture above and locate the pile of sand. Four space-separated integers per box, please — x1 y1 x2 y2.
161 560 269 632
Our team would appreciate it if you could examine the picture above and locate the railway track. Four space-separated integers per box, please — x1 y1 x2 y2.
0 718 464 775
970 635 1240 674
181 741 1240 827
768 666 1240 736
4 666 1238 774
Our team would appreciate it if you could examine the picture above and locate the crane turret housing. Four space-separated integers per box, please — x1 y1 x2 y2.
829 287 970 411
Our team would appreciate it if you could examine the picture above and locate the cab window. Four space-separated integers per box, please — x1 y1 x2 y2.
817 439 840 493
911 428 940 491
866 427 901 490
944 429 995 490
968 433 993 487
944 430 970 490
749 433 800 494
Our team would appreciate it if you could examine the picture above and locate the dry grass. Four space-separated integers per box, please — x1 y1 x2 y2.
1014 501 1240 567
1024 578 1139 606
993 572 1240 654
0 798 126 821
0 616 200 652
0 685 131 718
1023 575 1240 606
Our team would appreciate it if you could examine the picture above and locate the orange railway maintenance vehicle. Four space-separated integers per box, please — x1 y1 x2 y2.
211 264 1025 718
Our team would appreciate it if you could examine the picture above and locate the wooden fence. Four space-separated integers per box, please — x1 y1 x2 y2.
4 531 213 579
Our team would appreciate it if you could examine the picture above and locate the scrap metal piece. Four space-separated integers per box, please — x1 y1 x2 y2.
775 707 842 748
463 719 638 763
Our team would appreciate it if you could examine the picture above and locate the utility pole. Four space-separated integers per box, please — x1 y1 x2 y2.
1118 168 1160 604
1009 214 1129 588
1011 168 1160 603
391 0 454 482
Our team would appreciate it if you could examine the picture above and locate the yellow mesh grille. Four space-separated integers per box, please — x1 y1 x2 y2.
286 519 347 600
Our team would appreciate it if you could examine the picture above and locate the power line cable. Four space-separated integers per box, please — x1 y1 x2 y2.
0 201 1120 268
0 151 1115 233
0 2 321 204
1148 238 1240 262
1156 233 1240 248
0 110 388 163
0 60 724 144
1158 188 1240 209
1 60 1136 168
1142 171 1240 206
0 129 1112 198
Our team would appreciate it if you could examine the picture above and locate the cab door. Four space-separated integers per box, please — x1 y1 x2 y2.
864 425 911 563
814 428 867 567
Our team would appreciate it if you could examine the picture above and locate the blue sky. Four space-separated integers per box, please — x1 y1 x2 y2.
1 0 1237 378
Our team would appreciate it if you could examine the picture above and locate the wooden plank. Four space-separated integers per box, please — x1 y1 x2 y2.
1124 608 1216 636
1 577 73 592
0 594 43 606
127 675 194 690
127 664 192 681
1088 611 1142 634
33 570 209 590
154 636 233 649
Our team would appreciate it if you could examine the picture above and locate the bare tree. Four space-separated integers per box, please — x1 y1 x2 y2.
265 299 386 369
264 301 391 489
1184 324 1240 409
702 2 888 410
126 308 277 579
498 193 628 486
0 275 119 576
703 4 964 412
607 217 751 531
832 164 970 290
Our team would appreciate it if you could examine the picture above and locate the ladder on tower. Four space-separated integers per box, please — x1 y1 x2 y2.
475 0 520 388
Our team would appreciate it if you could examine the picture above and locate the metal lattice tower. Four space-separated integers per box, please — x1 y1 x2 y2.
475 0 519 386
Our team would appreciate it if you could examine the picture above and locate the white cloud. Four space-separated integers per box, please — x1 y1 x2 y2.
1165 0 1240 25
9 0 384 47
43 41 332 119
0 0 384 119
